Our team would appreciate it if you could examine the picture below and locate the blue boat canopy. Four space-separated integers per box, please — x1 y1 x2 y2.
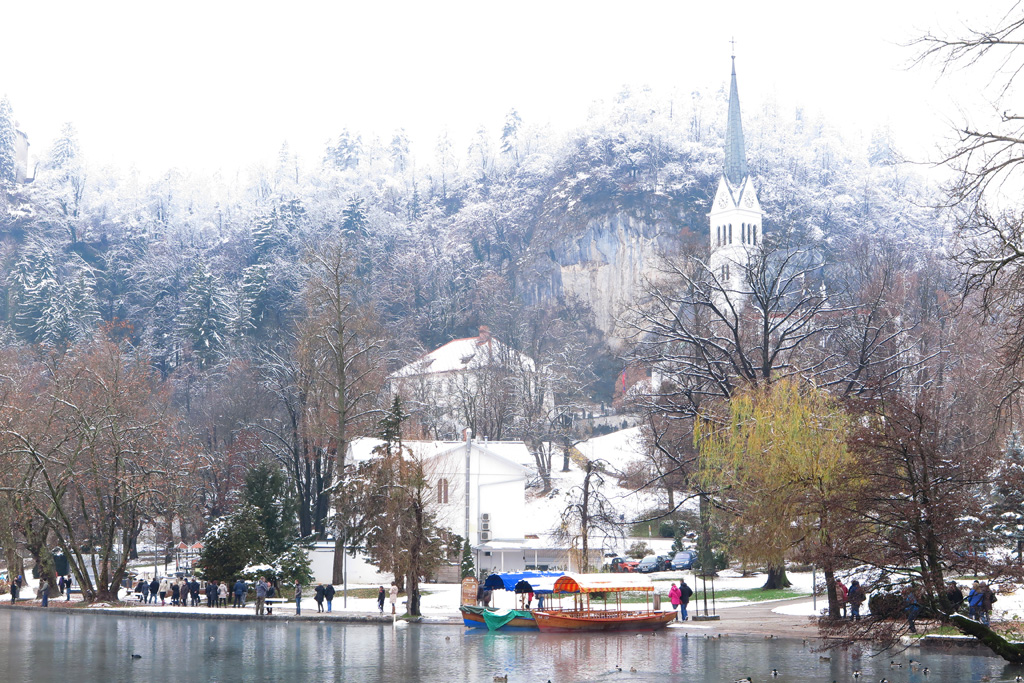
483 571 565 594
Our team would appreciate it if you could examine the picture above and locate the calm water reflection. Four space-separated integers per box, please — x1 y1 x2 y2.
0 609 1018 682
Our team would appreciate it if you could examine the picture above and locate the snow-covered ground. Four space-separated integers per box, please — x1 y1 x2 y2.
521 427 679 555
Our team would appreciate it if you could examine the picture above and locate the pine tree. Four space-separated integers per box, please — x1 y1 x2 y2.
49 122 80 169
991 432 1024 557
0 96 17 186
326 129 361 170
177 262 229 369
9 241 98 346
460 538 475 579
341 197 366 235
501 108 522 164
236 263 273 338
243 462 298 556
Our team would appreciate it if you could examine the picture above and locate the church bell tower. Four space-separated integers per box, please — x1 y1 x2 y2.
708 54 763 294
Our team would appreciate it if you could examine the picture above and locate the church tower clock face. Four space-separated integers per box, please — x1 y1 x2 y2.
718 197 727 209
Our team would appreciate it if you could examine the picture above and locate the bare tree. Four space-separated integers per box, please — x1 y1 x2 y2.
300 237 389 583
553 458 623 572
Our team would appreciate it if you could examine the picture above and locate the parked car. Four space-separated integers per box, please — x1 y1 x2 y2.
609 557 639 573
637 555 665 573
671 551 697 570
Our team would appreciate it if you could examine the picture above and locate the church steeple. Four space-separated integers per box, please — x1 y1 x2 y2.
724 55 748 187
709 51 762 297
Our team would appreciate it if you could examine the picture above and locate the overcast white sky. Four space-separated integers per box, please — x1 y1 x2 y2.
1 1 1009 176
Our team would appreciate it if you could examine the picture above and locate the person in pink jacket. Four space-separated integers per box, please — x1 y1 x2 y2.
669 583 682 619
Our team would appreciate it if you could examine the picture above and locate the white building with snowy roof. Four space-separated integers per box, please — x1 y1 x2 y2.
389 326 551 441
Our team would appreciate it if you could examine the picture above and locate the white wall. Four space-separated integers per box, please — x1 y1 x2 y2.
309 544 393 586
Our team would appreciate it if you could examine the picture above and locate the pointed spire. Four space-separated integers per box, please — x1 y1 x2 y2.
724 55 749 187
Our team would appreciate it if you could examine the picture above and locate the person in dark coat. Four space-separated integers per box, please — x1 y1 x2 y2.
295 582 302 616
324 583 335 612
40 579 50 607
847 580 866 621
314 583 325 612
58 576 66 595
946 581 964 613
149 578 160 604
171 581 181 606
206 581 218 608
377 586 385 613
190 578 201 607
678 579 694 621
136 579 148 602
234 579 247 607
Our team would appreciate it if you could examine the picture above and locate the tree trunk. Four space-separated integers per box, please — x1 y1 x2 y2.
762 565 791 590
951 614 1024 664
331 536 344 585
697 493 717 577
824 567 838 619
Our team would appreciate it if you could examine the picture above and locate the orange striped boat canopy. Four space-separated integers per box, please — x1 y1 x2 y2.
551 573 655 594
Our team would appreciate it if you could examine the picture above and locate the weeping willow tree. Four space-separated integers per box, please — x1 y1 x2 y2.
695 379 864 603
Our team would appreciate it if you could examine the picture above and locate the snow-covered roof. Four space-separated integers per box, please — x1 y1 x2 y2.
390 330 536 378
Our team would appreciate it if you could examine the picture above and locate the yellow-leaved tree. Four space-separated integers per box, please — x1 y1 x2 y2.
695 379 867 617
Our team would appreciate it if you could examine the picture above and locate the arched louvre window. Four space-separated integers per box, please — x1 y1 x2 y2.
438 478 449 504
728 224 732 244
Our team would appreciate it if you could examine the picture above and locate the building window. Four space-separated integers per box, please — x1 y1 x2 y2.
753 225 757 245
722 264 730 280
742 223 746 243
728 224 732 244
438 478 449 504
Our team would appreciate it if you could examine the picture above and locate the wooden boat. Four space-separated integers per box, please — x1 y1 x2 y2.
459 604 538 631
531 573 677 633
531 608 677 632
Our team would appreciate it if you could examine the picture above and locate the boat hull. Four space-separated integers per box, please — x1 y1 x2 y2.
460 606 539 631
531 609 677 633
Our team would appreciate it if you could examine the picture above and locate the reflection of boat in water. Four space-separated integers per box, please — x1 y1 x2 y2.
532 573 677 633
462 571 564 631
460 605 538 631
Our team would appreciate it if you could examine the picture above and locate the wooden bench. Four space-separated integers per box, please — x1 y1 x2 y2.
264 597 288 615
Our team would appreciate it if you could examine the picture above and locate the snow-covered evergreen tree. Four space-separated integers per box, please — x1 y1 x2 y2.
49 122 80 169
8 240 98 346
990 431 1024 554
0 96 17 186
177 262 229 369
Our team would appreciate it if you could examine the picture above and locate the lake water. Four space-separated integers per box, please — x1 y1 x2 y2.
0 609 1018 682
